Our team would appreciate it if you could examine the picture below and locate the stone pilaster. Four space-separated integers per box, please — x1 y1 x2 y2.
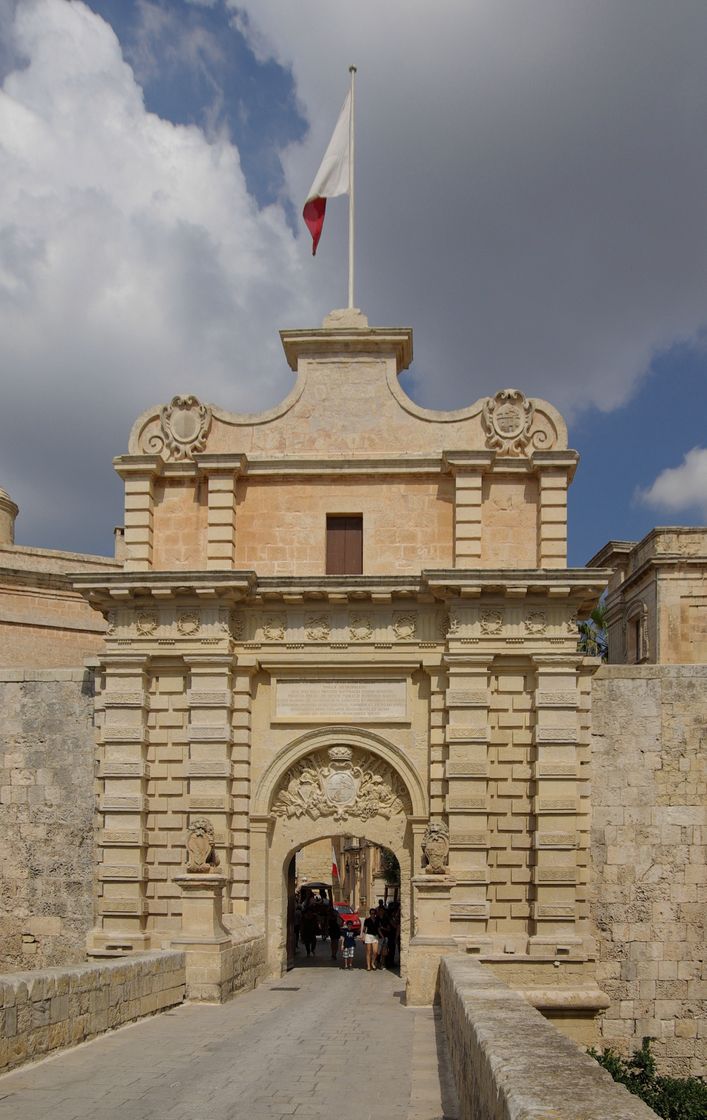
115 456 162 572
444 653 491 945
428 670 447 818
230 665 255 913
444 452 493 568
185 655 235 906
529 655 583 956
89 655 152 954
534 455 576 569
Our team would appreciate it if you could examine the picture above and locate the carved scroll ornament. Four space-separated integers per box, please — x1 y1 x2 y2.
271 746 409 824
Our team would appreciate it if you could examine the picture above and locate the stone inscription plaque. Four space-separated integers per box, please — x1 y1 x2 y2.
276 678 407 722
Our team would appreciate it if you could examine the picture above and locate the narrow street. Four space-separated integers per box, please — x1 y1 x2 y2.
0 950 458 1120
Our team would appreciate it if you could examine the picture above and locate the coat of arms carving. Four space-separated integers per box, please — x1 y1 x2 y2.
159 396 212 460
186 817 220 873
272 746 408 823
482 389 534 455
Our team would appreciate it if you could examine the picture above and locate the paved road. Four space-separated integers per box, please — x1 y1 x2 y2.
0 950 458 1120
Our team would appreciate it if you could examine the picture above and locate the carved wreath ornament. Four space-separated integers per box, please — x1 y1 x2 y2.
271 746 409 824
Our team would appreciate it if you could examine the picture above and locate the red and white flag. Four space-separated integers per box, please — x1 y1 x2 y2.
331 844 340 880
303 90 352 256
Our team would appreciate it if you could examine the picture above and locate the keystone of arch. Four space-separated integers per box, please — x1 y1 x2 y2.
252 725 428 819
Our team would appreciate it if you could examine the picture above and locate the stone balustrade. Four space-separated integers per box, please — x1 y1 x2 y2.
0 951 185 1075
440 955 659 1120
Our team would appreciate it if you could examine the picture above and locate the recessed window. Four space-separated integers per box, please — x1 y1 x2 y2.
326 515 363 575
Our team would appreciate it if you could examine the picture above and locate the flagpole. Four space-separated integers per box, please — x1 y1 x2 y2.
348 65 356 309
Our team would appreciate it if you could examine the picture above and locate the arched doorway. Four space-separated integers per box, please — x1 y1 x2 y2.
250 727 427 981
286 831 405 972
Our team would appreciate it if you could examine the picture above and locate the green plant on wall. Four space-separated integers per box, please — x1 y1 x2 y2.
588 1037 707 1120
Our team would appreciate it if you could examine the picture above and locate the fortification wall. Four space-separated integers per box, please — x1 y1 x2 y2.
591 665 706 1077
0 670 96 970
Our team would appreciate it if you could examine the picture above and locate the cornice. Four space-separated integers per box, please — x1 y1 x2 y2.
72 568 608 612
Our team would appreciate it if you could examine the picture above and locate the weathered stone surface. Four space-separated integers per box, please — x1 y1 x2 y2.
0 671 95 970
441 956 659 1120
591 664 707 1077
0 950 185 1074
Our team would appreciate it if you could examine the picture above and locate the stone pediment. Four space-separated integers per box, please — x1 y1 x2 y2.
125 313 567 463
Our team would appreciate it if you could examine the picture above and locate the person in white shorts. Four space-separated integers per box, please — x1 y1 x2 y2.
362 909 379 971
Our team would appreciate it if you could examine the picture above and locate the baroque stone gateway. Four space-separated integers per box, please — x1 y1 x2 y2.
0 307 704 1075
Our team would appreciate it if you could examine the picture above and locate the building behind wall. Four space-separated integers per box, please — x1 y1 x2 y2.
588 530 706 1076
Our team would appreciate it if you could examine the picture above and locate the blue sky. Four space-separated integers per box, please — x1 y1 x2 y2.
0 0 706 567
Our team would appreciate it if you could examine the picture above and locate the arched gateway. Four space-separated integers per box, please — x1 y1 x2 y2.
76 309 607 1021
251 728 426 976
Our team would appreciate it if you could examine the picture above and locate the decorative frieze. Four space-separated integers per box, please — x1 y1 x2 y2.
100 830 148 847
450 902 490 919
446 689 488 707
99 897 148 916
533 831 577 849
99 796 148 813
99 762 149 779
446 762 488 778
535 691 578 708
186 761 232 778
98 864 147 881
534 726 578 743
187 724 231 742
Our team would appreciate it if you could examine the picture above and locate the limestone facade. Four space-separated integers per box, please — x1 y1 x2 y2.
69 310 608 1017
589 528 707 664
0 489 119 668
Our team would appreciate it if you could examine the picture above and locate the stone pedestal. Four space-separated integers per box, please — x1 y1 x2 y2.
171 874 233 1002
407 874 457 1005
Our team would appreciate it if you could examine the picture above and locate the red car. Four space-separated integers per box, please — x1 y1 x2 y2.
334 903 361 935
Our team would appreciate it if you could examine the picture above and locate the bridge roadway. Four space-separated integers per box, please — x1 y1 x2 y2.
0 952 459 1120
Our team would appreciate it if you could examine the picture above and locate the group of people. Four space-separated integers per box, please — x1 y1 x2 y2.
294 892 400 972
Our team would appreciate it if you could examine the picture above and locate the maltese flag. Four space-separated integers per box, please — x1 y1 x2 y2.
331 844 340 880
303 91 351 256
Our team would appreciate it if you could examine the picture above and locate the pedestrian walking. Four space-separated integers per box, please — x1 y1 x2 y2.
341 926 356 969
363 908 379 971
301 907 319 957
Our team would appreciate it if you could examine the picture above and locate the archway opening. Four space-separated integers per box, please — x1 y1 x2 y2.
287 833 403 974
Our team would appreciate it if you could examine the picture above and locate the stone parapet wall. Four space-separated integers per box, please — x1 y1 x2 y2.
0 670 95 969
0 951 185 1074
223 933 266 999
591 665 706 1077
440 955 658 1120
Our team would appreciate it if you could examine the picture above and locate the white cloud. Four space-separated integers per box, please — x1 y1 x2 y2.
2 0 707 554
0 0 315 551
638 448 707 518
232 0 707 416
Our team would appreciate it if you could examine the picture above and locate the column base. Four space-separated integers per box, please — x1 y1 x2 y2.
171 874 234 1002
